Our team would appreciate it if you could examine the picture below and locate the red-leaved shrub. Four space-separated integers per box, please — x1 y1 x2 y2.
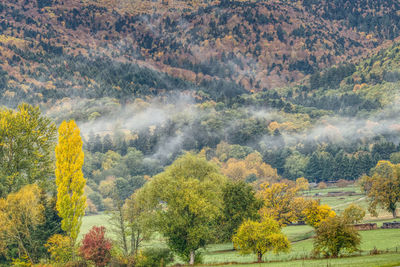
79 226 112 267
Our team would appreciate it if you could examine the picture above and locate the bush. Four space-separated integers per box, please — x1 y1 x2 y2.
136 248 174 267
11 256 30 267
45 234 74 264
79 226 112 267
318 182 327 189
335 179 352 188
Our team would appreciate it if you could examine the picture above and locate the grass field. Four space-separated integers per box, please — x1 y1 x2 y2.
80 213 109 239
214 253 400 267
80 185 400 266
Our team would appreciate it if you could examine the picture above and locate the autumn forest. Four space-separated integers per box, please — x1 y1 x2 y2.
1 0 400 266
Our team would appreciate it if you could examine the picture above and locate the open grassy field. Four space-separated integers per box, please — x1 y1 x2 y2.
80 213 110 239
80 185 400 266
214 253 400 267
197 228 400 265
303 185 394 218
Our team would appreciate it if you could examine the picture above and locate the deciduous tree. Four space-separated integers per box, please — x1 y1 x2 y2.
313 216 360 257
136 153 226 265
360 160 400 218
342 204 365 224
0 184 44 264
218 181 262 241
123 191 152 259
296 177 309 191
45 234 73 264
79 226 112 267
0 104 56 197
259 182 301 225
55 120 86 245
233 217 290 262
302 200 336 228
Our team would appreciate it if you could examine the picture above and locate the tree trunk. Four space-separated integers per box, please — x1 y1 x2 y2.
118 205 128 255
189 250 195 265
392 208 397 218
257 251 263 263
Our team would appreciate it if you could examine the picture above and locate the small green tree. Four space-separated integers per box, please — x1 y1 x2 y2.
108 180 150 261
233 217 290 262
313 216 361 257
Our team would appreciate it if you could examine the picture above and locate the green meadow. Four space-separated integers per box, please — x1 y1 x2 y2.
81 185 400 266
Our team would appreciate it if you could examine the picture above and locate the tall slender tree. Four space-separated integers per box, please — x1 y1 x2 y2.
55 120 86 245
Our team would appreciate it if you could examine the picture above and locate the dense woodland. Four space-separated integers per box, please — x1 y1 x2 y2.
1 0 400 103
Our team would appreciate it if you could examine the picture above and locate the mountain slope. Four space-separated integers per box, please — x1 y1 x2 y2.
0 0 400 104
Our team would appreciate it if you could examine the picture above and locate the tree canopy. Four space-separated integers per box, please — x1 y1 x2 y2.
0 103 56 197
360 160 400 218
233 217 290 262
135 153 226 264
55 120 86 245
313 216 361 257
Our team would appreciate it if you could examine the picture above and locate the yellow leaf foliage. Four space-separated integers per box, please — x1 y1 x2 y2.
55 120 86 244
296 177 309 191
259 182 301 225
360 160 400 218
233 217 290 262
0 184 44 263
45 234 73 263
302 200 336 228
220 152 279 186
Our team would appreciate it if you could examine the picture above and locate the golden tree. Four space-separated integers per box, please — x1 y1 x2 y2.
342 204 365 224
296 177 309 191
302 200 336 228
259 182 301 225
233 217 290 262
0 184 44 264
360 160 400 218
55 120 86 245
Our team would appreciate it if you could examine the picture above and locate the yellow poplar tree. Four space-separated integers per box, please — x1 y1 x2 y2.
55 120 86 245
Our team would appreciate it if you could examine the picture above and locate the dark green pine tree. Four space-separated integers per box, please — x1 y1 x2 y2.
32 190 64 262
321 153 334 181
102 134 114 153
119 139 128 156
93 134 103 153
86 131 96 153
306 153 322 182
333 151 346 180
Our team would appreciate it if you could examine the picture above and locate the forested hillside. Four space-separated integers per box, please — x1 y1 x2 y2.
1 0 400 105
